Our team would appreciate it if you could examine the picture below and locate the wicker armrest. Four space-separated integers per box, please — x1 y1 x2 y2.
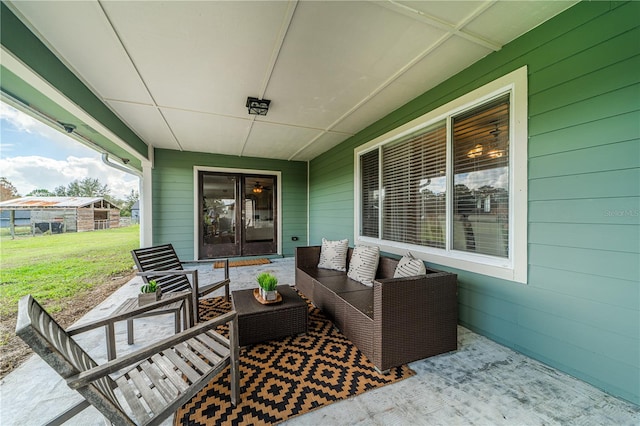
372 271 458 370
374 272 457 320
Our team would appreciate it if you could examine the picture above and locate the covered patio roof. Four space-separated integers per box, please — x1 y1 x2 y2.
1 1 576 166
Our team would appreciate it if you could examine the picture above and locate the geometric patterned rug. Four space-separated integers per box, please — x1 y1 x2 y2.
174 292 415 425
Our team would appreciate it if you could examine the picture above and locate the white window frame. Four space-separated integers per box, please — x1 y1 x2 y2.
354 66 528 284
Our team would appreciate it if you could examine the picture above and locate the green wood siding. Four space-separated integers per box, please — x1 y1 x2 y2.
152 149 307 259
309 1 640 404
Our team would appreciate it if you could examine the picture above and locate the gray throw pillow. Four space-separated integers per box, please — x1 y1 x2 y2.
347 244 380 286
393 252 427 278
317 238 349 271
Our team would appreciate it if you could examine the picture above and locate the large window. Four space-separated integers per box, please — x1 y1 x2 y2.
355 67 527 283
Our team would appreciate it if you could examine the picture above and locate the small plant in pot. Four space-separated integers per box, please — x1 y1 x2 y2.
139 280 162 306
256 272 278 301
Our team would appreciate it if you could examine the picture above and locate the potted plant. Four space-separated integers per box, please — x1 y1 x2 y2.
256 272 278 301
139 280 162 306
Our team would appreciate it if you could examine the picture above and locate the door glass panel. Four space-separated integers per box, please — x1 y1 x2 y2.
243 176 274 244
202 174 237 256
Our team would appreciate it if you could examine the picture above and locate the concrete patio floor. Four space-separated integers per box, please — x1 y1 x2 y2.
1 258 638 425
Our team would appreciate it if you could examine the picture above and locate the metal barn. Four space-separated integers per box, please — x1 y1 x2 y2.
0 197 120 233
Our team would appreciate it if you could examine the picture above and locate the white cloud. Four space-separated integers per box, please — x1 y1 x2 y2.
0 102 77 152
0 102 37 133
0 155 138 199
456 167 508 190
1 102 139 199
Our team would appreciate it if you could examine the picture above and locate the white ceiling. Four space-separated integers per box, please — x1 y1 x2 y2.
8 1 576 162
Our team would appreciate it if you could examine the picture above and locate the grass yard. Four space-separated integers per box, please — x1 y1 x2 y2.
0 225 140 317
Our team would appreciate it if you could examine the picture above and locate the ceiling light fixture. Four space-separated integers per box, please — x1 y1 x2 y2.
246 97 271 116
253 182 263 194
467 144 483 158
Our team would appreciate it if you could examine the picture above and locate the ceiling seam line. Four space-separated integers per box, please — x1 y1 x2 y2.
242 0 298 157
104 98 355 135
290 31 455 160
381 0 501 52
97 0 184 151
293 0 502 160
287 131 327 161
451 0 501 51
258 0 299 98
239 117 257 157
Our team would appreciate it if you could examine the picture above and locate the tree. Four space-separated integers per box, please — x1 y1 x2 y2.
53 185 67 196
26 188 56 197
119 190 139 217
0 177 20 201
55 177 111 198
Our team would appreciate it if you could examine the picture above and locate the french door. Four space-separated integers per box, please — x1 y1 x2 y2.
198 171 277 259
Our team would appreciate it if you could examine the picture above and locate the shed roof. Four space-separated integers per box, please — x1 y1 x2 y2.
0 197 119 210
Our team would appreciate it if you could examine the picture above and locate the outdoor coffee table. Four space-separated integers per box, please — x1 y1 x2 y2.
232 285 308 346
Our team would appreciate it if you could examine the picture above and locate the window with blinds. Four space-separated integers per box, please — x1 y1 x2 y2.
359 93 511 258
356 66 527 281
381 123 446 248
452 95 509 257
360 149 379 238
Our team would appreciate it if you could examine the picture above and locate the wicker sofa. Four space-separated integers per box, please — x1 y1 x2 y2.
295 245 458 372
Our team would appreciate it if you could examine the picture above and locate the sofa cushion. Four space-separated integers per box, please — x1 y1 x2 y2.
339 289 374 319
347 244 380 286
393 252 427 278
318 238 349 271
317 274 368 294
298 266 348 280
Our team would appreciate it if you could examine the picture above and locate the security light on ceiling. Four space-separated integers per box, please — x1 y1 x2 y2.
246 97 271 116
58 122 76 133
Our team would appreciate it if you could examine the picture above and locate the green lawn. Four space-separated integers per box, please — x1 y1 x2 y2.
0 225 140 317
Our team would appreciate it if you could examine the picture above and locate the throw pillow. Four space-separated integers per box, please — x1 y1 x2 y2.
393 252 427 278
347 244 380 286
317 238 349 271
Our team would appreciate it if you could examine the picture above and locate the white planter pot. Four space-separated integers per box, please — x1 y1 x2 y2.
260 288 278 301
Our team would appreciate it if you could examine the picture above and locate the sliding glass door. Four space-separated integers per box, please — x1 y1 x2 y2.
199 172 277 259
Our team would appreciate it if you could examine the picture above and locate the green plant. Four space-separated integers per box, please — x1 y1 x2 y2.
256 272 278 291
140 280 158 294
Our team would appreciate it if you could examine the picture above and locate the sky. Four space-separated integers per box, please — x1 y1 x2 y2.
0 102 139 200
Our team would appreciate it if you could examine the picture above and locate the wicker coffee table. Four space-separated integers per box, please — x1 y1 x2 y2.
232 285 308 346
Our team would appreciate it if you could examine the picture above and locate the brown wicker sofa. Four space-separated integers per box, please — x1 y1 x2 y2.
295 245 458 372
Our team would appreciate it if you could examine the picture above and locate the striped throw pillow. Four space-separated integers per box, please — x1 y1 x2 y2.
393 252 427 278
347 244 380 286
318 238 349 271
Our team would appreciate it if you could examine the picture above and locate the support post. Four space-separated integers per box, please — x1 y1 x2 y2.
9 210 15 239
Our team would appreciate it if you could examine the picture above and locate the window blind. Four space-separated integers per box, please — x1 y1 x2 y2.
360 149 379 238
382 123 446 247
452 95 510 257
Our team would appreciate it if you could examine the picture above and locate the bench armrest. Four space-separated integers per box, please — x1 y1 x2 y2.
67 311 237 389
